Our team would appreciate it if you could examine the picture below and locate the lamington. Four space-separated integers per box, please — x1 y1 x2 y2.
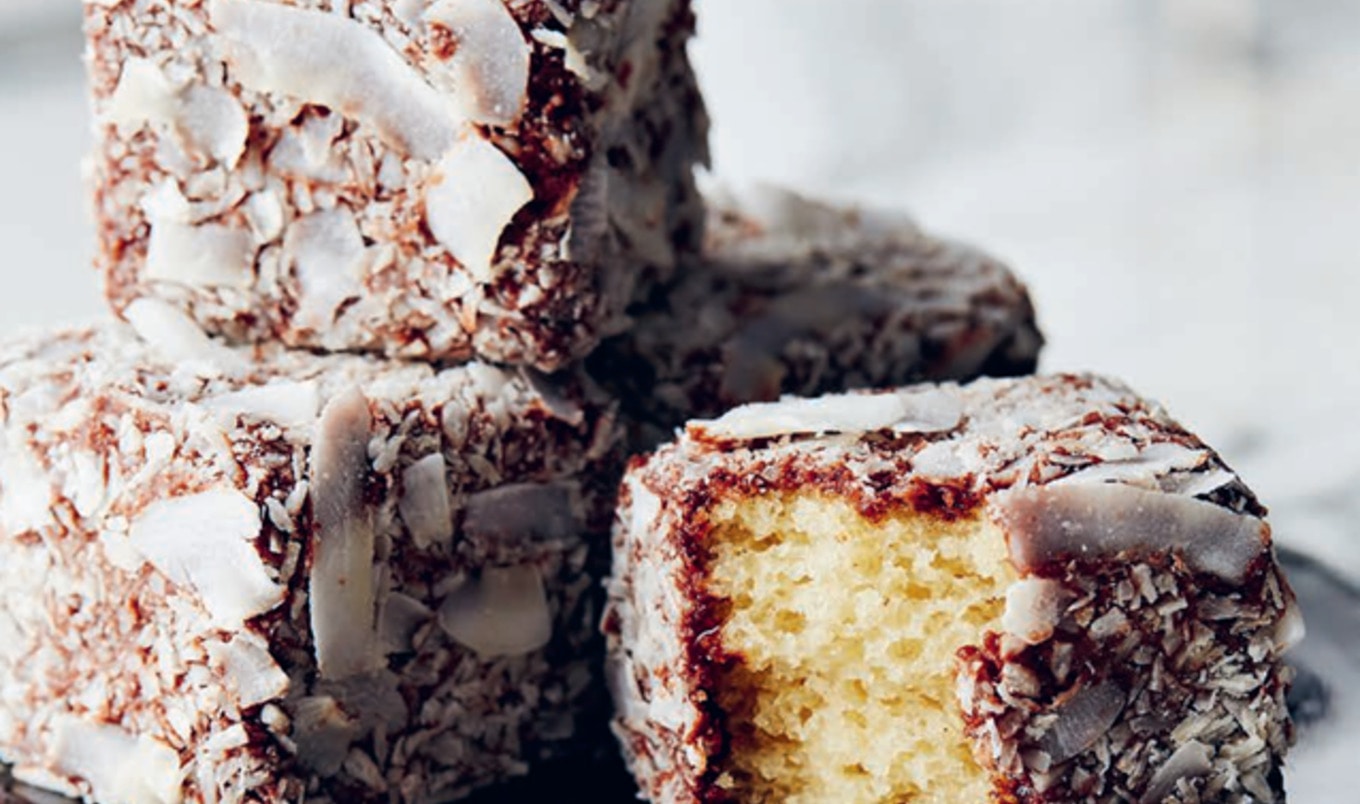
84 0 708 370
588 186 1042 447
0 302 620 803
606 375 1301 803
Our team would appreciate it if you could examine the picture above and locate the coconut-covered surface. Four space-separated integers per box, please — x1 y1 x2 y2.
0 317 622 803
0 338 1343 794
605 375 1315 802
1 546 1350 803
84 0 708 370
589 186 1042 449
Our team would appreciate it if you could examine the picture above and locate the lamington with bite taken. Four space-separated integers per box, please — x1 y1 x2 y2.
606 374 1300 803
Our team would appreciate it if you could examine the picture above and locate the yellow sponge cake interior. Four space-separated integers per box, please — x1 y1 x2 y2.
704 492 1016 803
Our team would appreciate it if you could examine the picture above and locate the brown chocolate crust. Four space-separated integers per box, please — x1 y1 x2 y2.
589 187 1043 448
605 375 1297 803
957 556 1292 802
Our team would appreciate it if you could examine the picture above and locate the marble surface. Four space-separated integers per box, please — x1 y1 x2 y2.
0 1 1356 800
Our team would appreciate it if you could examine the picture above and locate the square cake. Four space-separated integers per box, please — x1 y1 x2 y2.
589 187 1042 447
0 305 619 802
606 375 1300 803
85 0 708 369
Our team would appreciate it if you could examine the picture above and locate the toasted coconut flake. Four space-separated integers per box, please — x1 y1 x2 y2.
178 83 248 168
563 156 612 264
128 490 284 627
107 60 248 168
1002 578 1070 645
47 716 183 804
463 483 577 545
1053 441 1207 489
1166 467 1238 498
438 564 553 658
140 179 192 225
106 57 177 131
207 632 290 708
531 28 601 88
721 284 909 403
123 298 246 373
606 164 675 268
293 695 361 776
0 440 55 535
316 669 408 734
1275 592 1306 650
425 0 530 126
1140 740 1213 804
283 208 370 335
145 219 255 290
309 388 379 680
690 388 962 443
711 184 920 259
909 439 968 479
209 0 461 159
994 484 1269 584
243 189 284 244
379 592 433 655
202 380 320 431
398 453 453 549
425 137 532 282
1037 680 1126 763
522 368 587 426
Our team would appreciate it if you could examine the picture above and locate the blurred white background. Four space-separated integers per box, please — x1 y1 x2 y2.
0 0 1357 797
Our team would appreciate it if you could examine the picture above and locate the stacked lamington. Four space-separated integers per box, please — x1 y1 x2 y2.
0 1 1297 803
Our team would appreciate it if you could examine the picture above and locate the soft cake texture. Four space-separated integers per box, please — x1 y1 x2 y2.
705 494 1013 803
605 376 1300 803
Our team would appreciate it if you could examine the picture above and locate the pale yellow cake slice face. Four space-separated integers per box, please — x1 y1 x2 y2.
705 493 1015 803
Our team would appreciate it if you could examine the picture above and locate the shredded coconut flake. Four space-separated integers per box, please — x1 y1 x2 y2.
691 388 963 442
106 58 177 131
123 298 246 374
438 565 553 658
309 388 379 680
1140 740 1214 804
106 59 247 168
207 632 290 708
994 483 1269 584
209 0 462 160
127 489 284 628
178 83 249 168
424 136 532 281
1037 680 1126 764
283 208 371 337
425 0 531 126
48 717 183 804
1002 578 1070 645
145 219 255 290
463 483 577 545
202 380 321 431
398 453 453 549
